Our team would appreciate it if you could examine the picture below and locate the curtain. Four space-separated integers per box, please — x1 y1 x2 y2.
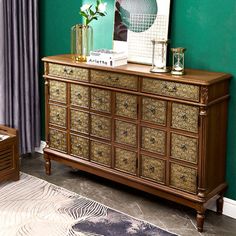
0 0 40 154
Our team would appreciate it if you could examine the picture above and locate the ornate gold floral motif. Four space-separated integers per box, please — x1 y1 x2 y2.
91 115 111 139
70 84 89 108
115 93 137 119
115 120 137 146
142 127 166 154
171 103 199 133
49 104 67 127
142 78 199 101
91 141 111 166
48 63 89 81
115 148 137 174
142 97 167 125
49 80 66 103
200 86 209 104
49 129 67 152
91 88 111 113
170 163 197 193
70 135 89 159
70 110 89 133
141 155 165 183
171 133 198 164
91 70 138 90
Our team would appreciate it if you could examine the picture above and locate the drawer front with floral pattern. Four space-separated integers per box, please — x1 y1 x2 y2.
91 141 111 166
91 115 111 140
70 135 89 159
49 129 67 153
142 78 199 102
48 63 89 81
170 163 197 193
141 155 165 184
49 80 66 103
142 127 166 155
70 109 89 134
115 92 137 119
171 133 198 164
49 104 67 127
70 84 89 108
91 88 111 113
142 97 167 125
91 70 138 90
115 148 137 174
171 103 199 133
115 120 137 146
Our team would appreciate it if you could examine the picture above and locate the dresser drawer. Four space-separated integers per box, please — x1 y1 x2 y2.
91 70 138 90
142 127 166 155
115 120 137 146
142 97 167 125
115 92 137 119
70 135 89 159
171 103 199 133
49 80 67 103
70 109 89 134
91 141 111 166
141 155 165 184
48 63 89 81
49 104 67 127
170 163 197 193
49 128 67 153
142 78 199 102
70 84 89 108
171 133 198 164
115 148 137 175
91 114 111 140
91 88 111 113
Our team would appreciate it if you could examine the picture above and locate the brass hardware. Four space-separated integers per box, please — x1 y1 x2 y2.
180 175 186 181
164 84 177 92
45 80 49 86
123 158 128 164
150 107 156 114
77 93 82 99
97 151 103 156
181 144 187 151
181 114 187 121
124 101 129 109
123 130 128 136
149 166 155 173
56 89 60 94
98 124 103 130
150 137 156 144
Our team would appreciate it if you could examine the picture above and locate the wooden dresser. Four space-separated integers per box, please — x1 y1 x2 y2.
43 55 231 232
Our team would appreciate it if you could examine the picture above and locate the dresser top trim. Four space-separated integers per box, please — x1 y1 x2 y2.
42 55 231 85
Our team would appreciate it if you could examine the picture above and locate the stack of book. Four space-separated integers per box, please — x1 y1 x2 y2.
87 49 128 67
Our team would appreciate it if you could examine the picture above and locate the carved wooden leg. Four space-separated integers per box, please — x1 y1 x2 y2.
196 210 205 232
45 157 51 175
217 195 224 215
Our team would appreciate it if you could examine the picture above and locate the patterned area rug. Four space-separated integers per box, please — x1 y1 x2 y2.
0 173 177 236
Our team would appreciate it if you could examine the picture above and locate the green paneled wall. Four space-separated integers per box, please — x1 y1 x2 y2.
39 0 236 200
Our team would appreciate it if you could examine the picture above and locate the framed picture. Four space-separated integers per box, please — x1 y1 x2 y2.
113 0 171 65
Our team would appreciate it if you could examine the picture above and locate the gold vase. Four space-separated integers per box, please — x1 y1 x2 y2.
71 24 93 62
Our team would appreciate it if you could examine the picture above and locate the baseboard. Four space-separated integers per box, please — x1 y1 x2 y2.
34 141 236 219
34 141 46 154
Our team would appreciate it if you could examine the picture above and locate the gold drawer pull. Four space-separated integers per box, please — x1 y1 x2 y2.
77 93 82 99
149 166 155 173
97 124 103 130
181 113 188 121
122 158 128 164
76 144 82 150
56 138 60 143
98 98 104 103
150 107 156 114
180 175 187 182
77 119 82 125
181 144 187 151
123 101 129 109
150 137 156 144
56 113 60 119
123 130 128 136
164 84 177 93
64 67 73 75
97 151 103 156
56 88 60 94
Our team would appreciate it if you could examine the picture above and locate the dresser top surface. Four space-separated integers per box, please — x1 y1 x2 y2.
42 54 231 85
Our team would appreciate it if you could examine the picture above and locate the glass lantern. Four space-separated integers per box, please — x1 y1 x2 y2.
150 39 170 73
171 47 186 75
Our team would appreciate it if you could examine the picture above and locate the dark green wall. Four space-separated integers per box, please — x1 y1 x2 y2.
39 0 236 200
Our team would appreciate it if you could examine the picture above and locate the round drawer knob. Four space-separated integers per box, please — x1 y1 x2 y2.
149 166 155 173
97 151 103 156
181 114 187 121
98 124 103 130
77 93 82 99
150 107 156 114
150 137 156 144
56 89 60 94
180 175 186 182
181 144 187 151
123 102 129 109
123 130 128 136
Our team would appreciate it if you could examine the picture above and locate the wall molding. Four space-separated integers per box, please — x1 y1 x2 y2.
35 141 236 219
35 141 46 154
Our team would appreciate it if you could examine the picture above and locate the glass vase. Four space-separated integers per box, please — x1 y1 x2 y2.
71 24 93 62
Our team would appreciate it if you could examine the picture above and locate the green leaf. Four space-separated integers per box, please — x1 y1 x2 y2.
98 12 106 16
89 9 95 16
80 12 87 18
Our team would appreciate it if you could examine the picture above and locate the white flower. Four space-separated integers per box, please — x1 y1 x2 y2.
98 2 107 13
80 4 91 12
